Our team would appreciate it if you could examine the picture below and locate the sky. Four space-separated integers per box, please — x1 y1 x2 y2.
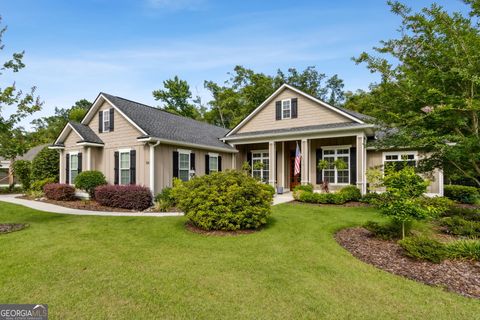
0 0 470 129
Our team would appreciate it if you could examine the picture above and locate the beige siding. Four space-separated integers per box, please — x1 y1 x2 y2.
62 129 86 184
237 88 350 134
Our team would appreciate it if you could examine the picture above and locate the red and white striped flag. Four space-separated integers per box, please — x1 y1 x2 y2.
294 142 302 176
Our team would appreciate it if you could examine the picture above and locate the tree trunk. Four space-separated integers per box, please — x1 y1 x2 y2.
402 221 405 240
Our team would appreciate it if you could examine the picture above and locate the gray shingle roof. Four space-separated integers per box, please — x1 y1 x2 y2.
224 122 369 139
333 106 374 122
69 121 104 144
101 93 235 150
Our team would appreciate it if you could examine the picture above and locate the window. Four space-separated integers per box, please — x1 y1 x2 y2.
119 151 130 185
252 151 269 183
383 152 417 171
179 151 190 182
103 110 110 132
209 155 218 172
70 153 79 184
322 147 350 184
281 99 291 119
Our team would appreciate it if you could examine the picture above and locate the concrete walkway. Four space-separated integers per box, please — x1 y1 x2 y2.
0 192 294 217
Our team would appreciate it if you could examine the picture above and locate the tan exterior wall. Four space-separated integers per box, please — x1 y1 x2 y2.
237 88 350 134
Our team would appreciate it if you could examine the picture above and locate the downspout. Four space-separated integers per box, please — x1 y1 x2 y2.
149 141 161 194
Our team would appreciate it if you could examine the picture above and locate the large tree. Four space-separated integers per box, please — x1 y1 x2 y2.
345 1 480 186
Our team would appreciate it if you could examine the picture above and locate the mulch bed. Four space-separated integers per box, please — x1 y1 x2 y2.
291 200 369 207
335 227 480 299
17 195 134 212
185 222 259 236
0 223 28 234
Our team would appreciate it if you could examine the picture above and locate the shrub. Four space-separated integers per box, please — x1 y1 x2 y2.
172 170 273 231
154 187 176 212
360 192 383 204
95 185 152 211
339 185 361 202
417 196 454 216
27 189 44 199
0 186 23 194
74 171 107 198
444 185 480 204
31 147 59 182
30 177 56 192
13 160 32 190
43 183 76 201
398 236 447 263
364 220 409 240
294 184 314 193
383 165 429 198
446 239 480 261
440 216 480 237
297 190 346 204
442 206 480 221
264 184 276 195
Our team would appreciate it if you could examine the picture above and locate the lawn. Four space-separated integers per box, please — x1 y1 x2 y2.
0 202 478 319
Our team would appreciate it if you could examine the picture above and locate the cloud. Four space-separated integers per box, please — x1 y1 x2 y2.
146 0 206 11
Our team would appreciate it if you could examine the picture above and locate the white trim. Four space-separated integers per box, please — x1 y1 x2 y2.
138 136 237 153
251 149 268 153
76 142 104 147
208 152 219 157
54 122 84 146
69 152 79 186
321 144 353 150
177 148 191 154
322 146 350 185
281 99 291 120
226 83 364 137
86 147 91 171
251 150 270 183
149 141 160 194
230 131 368 146
208 154 219 172
119 149 131 185
48 146 65 150
438 169 444 196
178 150 191 182
118 148 132 153
382 151 418 167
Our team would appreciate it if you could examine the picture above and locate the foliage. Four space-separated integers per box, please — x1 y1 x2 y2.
398 236 447 264
95 185 152 211
12 160 32 190
74 171 107 198
338 185 362 202
30 177 56 192
366 168 383 192
154 187 176 212
317 159 329 171
297 190 347 205
444 185 480 204
441 206 480 221
417 196 454 216
26 189 44 199
360 192 384 204
43 183 76 201
440 216 480 238
293 184 313 193
333 158 347 170
31 147 59 182
0 186 22 194
172 170 273 231
241 161 251 173
364 220 408 240
383 165 428 198
446 239 480 261
346 1 480 186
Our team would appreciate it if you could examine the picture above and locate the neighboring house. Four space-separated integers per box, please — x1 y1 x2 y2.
50 84 443 196
0 144 50 186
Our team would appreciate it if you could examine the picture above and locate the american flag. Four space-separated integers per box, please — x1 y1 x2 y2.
294 142 302 176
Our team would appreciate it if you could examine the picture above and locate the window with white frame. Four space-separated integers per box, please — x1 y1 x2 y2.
119 150 130 185
281 99 291 119
179 151 190 182
252 151 269 183
70 153 79 184
209 155 218 172
103 110 110 132
383 152 417 171
322 148 350 184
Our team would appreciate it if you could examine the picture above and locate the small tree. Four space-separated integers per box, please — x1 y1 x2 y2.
31 147 59 182
74 171 107 199
12 160 31 190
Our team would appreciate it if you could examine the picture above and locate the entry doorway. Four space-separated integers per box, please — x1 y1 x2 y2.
289 150 301 190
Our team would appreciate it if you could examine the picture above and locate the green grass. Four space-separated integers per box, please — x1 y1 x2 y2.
0 202 478 319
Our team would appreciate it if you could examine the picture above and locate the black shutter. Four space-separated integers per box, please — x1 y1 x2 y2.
130 150 136 184
173 151 179 178
109 108 114 132
218 156 222 172
205 154 210 174
77 153 82 174
247 152 252 169
190 153 195 171
98 111 103 133
316 149 322 184
275 101 281 120
350 147 357 186
65 153 70 184
291 98 298 118
114 151 119 185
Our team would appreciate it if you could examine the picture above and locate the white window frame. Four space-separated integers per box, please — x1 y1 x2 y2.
69 151 79 185
178 149 191 182
103 110 110 132
208 153 219 173
251 149 269 183
281 99 291 120
322 146 350 185
382 151 418 170
119 149 131 185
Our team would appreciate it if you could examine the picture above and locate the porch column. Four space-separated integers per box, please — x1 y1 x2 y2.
301 138 309 185
281 141 285 189
231 144 236 169
268 141 276 188
59 150 64 184
86 147 91 171
356 134 367 195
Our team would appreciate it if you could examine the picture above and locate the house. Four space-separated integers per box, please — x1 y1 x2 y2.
50 84 443 196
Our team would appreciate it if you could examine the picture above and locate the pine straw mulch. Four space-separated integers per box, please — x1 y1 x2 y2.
335 227 480 299
185 222 259 236
0 223 28 234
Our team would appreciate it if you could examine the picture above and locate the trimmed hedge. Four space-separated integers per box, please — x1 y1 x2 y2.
95 185 152 211
43 183 76 201
74 170 107 198
294 185 361 205
444 185 480 204
339 186 362 202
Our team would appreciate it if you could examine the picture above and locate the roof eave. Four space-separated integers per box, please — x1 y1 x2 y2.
138 136 238 153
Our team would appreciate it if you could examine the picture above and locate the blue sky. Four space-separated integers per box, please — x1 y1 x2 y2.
0 0 469 128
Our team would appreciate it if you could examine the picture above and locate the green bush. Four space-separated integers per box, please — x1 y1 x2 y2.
31 147 59 182
297 191 346 204
13 160 32 190
30 177 56 192
0 186 23 194
339 185 361 202
440 216 480 237
293 184 314 193
172 170 274 231
444 185 480 204
364 220 409 240
417 196 454 216
264 184 276 195
154 187 176 212
74 171 107 198
383 165 429 198
360 192 383 204
442 206 480 221
398 236 447 263
446 239 480 261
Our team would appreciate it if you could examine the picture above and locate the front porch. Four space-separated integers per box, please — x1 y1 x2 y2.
232 134 367 194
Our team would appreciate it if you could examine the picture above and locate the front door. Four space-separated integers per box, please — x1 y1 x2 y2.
289 151 301 189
